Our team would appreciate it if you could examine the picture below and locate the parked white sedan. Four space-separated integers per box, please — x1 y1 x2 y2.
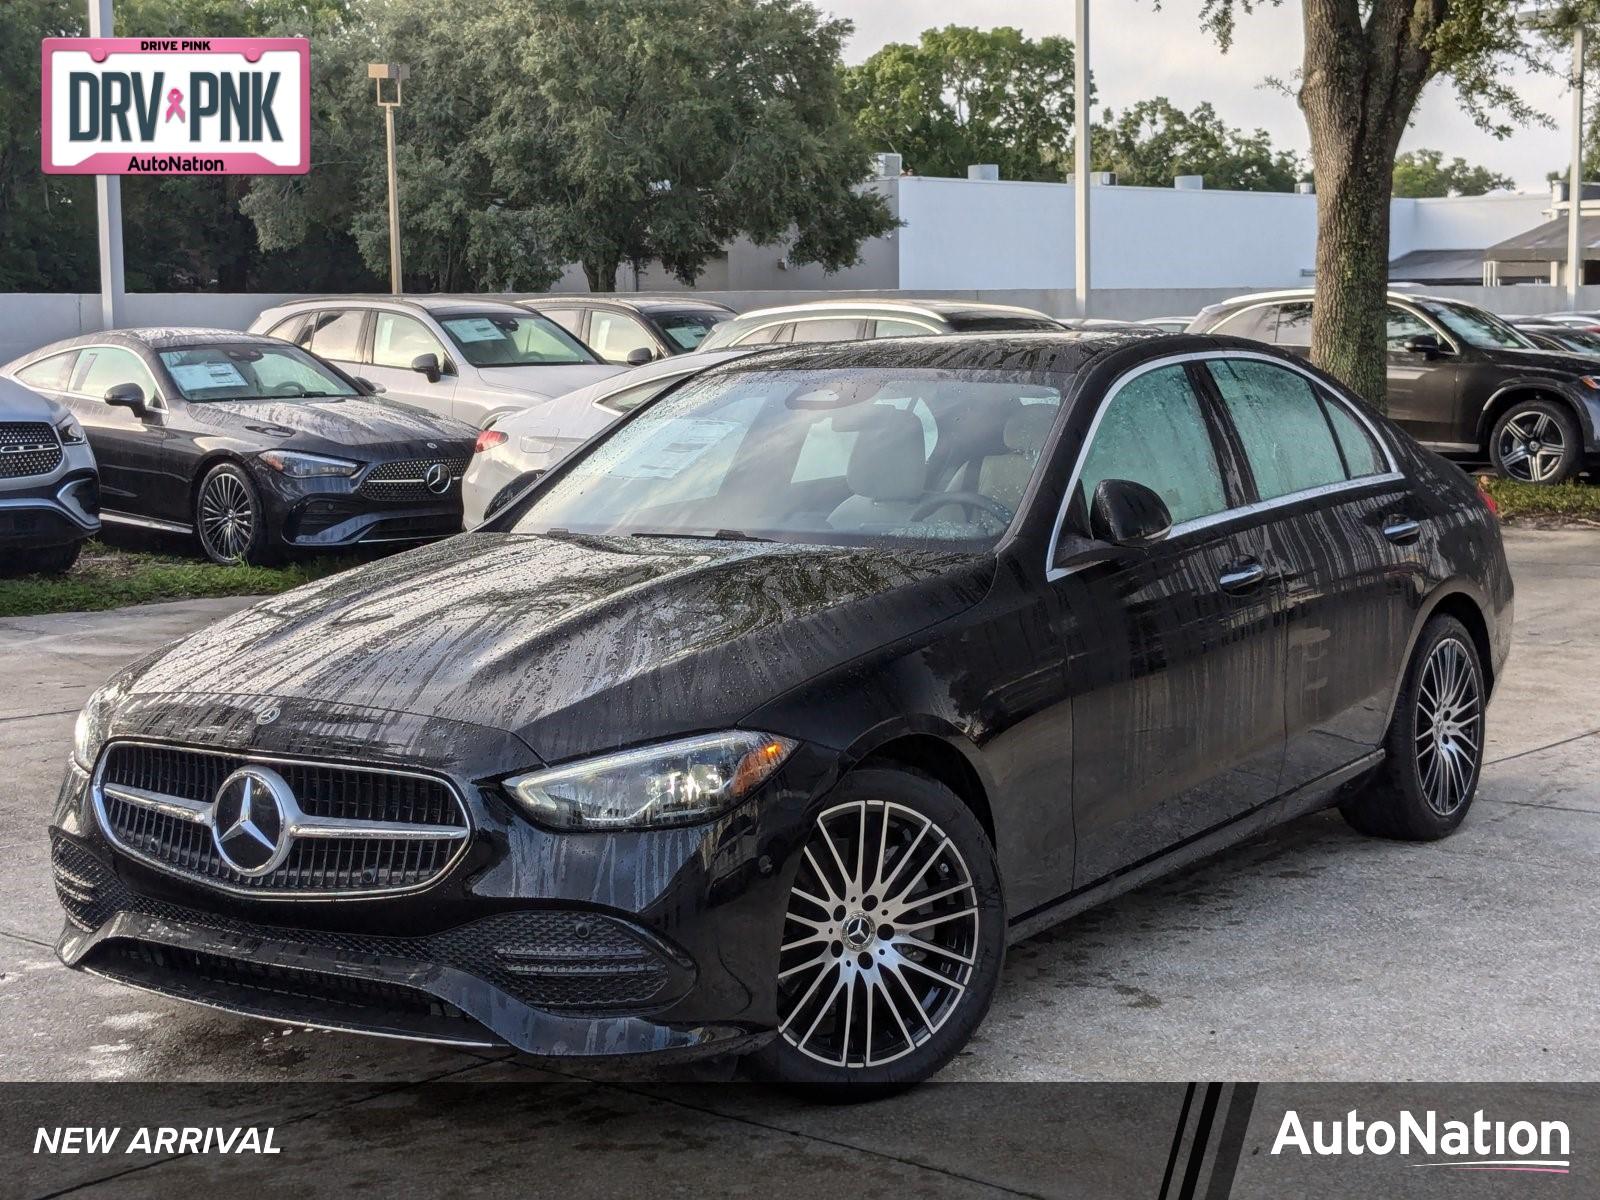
461 348 756 526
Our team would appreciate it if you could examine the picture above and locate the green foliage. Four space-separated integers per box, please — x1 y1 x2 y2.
1093 98 1304 191
1392 148 1513 197
0 541 356 617
842 25 1081 181
1479 476 1600 522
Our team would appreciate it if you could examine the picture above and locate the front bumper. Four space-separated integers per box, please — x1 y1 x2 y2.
49 693 834 1059
0 470 100 549
251 457 467 549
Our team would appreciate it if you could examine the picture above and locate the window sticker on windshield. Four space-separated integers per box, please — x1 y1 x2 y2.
170 361 246 390
452 318 506 342
603 418 737 478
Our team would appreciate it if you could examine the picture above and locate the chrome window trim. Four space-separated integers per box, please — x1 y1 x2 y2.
65 343 168 412
90 738 474 902
1043 349 1403 582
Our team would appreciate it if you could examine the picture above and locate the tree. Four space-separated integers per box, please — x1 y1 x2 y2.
1392 147 1513 196
842 25 1081 181
1093 98 1305 191
1192 0 1563 407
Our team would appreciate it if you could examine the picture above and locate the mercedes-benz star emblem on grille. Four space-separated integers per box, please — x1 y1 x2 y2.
423 463 452 494
255 703 281 726
210 766 293 877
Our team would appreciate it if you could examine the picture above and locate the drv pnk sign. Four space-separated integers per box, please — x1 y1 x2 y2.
42 38 309 175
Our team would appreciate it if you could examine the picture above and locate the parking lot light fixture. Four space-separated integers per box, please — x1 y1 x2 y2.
368 63 410 295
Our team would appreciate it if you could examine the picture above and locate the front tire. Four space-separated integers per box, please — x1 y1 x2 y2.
748 766 1005 1087
1340 615 1485 841
194 462 275 565
1489 399 1581 484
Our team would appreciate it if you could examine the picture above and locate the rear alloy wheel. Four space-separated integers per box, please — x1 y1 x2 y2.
1341 615 1486 841
1490 400 1580 484
750 767 1004 1087
195 462 273 565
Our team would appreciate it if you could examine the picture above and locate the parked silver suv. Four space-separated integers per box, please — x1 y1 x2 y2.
250 296 624 429
0 375 99 574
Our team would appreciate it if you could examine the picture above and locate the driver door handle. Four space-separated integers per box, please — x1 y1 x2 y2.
1382 517 1421 545
1218 559 1267 594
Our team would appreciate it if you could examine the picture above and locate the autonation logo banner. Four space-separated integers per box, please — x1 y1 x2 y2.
41 37 308 175
1272 1107 1573 1174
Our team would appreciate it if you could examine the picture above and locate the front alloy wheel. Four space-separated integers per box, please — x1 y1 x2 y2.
195 463 271 565
752 767 1004 1086
1413 635 1483 818
1491 401 1580 484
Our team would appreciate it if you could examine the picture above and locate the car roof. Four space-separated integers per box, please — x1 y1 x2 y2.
512 294 737 314
264 294 533 318
1206 287 1456 310
722 297 1053 323
19 327 289 355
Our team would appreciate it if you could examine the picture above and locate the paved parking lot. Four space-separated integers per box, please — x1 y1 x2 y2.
2 529 1597 1085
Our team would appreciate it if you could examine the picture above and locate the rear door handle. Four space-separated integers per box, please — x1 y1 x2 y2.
1382 518 1421 545
1218 559 1267 594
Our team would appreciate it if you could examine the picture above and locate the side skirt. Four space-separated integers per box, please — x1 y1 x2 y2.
1005 751 1385 946
101 510 194 534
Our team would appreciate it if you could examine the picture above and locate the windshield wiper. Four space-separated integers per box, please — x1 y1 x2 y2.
630 528 774 543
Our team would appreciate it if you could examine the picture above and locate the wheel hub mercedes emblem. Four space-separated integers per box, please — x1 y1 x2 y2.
424 463 451 494
842 913 875 950
210 766 293 876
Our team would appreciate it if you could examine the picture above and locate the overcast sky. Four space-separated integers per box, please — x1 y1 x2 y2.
827 0 1574 191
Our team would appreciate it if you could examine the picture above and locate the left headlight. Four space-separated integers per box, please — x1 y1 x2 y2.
259 449 362 478
503 731 798 831
55 414 87 445
71 686 115 772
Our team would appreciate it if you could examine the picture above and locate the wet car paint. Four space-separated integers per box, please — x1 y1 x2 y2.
47 332 1513 1059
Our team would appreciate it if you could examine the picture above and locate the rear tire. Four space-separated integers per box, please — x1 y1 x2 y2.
747 766 1005 1088
1340 615 1485 841
1489 399 1581 485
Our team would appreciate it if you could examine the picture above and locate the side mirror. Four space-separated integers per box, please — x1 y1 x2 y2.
411 353 443 383
625 347 656 367
1401 333 1443 357
355 376 386 395
104 382 148 416
1089 479 1172 547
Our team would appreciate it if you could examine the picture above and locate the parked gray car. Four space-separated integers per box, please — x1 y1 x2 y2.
696 297 1060 349
0 375 99 574
249 296 625 429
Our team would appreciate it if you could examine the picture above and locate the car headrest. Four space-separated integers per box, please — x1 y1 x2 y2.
1003 406 1058 457
844 407 928 502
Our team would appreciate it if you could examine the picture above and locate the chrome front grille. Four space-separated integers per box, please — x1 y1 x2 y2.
92 742 470 898
358 457 468 502
0 421 63 480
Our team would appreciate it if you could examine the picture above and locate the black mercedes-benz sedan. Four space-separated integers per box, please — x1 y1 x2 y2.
50 333 1512 1085
3 330 479 564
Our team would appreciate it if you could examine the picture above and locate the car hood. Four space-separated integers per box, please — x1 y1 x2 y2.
184 396 477 457
0 379 68 423
1481 347 1600 375
475 363 626 400
124 532 996 762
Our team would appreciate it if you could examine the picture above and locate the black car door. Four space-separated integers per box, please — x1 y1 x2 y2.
1048 360 1288 887
61 346 173 520
1384 304 1462 444
1197 355 1422 792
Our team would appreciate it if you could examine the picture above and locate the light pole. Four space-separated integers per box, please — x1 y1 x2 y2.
1566 22 1585 307
89 0 125 330
368 63 409 294
1073 0 1090 318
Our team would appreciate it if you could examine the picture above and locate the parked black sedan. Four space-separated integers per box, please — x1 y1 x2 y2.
4 330 479 564
51 333 1511 1085
1189 289 1600 483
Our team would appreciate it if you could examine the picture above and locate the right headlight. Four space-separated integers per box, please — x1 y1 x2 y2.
503 731 797 831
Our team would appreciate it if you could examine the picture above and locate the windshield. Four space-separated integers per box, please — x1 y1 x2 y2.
438 313 596 367
159 345 359 401
1424 302 1535 350
507 367 1062 549
657 311 729 351
1549 329 1600 354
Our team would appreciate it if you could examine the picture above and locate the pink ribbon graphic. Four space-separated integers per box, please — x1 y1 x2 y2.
164 88 185 123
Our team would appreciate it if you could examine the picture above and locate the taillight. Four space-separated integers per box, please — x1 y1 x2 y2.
474 429 508 454
1476 477 1499 516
